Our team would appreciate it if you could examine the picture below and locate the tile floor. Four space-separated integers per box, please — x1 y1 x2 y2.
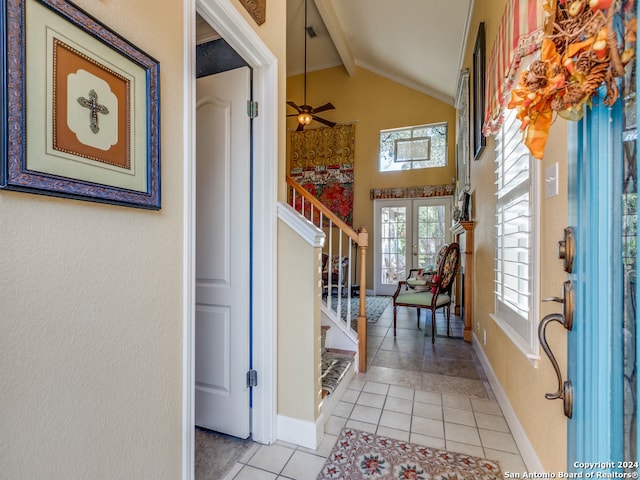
222 304 527 480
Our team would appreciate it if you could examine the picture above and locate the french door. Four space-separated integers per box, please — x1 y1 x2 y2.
374 198 452 295
566 31 638 470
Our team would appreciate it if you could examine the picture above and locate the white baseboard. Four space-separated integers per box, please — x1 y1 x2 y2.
277 413 324 450
472 333 545 473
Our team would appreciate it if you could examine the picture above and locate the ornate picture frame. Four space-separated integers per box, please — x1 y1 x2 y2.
455 68 470 195
472 22 486 161
1 0 161 209
239 0 266 25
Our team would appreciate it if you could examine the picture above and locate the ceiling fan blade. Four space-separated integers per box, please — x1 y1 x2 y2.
313 116 336 128
287 114 299 117
312 102 335 114
296 123 305 132
286 101 302 112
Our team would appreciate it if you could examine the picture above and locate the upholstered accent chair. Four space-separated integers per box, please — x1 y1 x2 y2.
404 243 449 293
392 243 460 343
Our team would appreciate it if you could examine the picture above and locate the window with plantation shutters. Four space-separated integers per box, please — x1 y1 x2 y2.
492 106 540 361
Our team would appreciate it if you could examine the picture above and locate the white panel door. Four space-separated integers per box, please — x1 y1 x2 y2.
195 67 251 438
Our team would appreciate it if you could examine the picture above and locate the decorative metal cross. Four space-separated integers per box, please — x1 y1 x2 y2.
77 89 109 134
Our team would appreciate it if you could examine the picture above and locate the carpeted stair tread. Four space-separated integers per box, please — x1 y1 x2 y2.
321 350 355 397
326 347 356 355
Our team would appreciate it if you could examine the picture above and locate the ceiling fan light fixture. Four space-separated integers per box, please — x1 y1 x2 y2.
297 111 313 125
286 0 336 130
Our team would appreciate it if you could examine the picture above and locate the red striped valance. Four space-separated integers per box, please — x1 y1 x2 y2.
483 0 545 136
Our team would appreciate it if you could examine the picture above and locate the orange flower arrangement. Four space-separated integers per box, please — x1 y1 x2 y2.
508 0 636 159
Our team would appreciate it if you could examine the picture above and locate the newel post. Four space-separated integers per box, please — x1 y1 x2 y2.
357 226 368 373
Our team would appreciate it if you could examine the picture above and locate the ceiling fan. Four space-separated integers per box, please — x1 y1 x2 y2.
287 0 336 131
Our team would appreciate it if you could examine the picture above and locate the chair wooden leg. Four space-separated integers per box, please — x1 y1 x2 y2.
393 305 397 336
446 304 451 337
416 308 421 330
431 309 436 344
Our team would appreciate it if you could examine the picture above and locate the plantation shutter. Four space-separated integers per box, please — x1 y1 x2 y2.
494 107 533 340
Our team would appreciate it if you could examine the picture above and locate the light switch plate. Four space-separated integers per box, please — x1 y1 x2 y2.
545 163 559 198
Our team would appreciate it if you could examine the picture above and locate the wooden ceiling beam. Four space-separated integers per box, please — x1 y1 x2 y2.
313 0 356 77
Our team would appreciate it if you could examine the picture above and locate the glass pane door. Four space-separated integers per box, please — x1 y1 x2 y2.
621 45 637 469
415 201 448 270
379 204 407 291
374 198 451 295
567 5 638 465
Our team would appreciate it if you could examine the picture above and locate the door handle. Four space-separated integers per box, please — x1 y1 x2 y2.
538 313 573 418
542 280 574 330
539 230 576 419
539 279 574 419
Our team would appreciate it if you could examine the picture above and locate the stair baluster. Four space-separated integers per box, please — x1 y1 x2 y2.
286 175 369 372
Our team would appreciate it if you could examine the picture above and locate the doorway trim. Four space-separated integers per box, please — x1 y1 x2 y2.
183 0 278 478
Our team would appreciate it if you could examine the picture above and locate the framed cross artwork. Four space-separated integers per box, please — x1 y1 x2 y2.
0 0 161 209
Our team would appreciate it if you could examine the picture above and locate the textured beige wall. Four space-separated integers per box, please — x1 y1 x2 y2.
466 0 569 471
286 66 457 287
277 222 322 422
0 0 184 478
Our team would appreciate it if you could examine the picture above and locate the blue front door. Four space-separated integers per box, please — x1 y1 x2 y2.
567 2 638 470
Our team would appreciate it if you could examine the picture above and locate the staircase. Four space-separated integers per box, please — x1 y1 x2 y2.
320 325 355 394
320 325 356 417
286 175 369 373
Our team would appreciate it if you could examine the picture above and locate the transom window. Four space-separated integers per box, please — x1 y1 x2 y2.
379 122 447 172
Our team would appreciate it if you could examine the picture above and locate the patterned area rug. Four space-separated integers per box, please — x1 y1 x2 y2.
318 428 503 480
326 295 391 326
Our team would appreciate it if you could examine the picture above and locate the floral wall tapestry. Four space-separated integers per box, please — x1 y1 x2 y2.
290 124 355 225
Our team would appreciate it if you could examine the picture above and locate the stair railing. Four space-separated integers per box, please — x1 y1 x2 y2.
286 175 369 372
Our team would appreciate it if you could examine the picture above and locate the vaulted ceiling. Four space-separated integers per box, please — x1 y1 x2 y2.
286 0 475 106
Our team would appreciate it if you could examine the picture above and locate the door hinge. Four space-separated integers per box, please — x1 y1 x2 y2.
247 101 259 119
246 369 258 388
